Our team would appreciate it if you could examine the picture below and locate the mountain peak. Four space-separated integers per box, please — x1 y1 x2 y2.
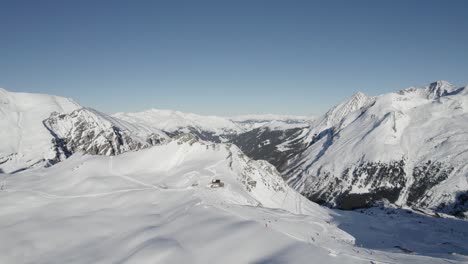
344 91 372 107
428 80 454 89
346 91 372 105
322 91 374 127
426 80 460 99
352 91 367 98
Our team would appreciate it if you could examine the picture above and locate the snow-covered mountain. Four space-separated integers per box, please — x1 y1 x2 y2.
113 109 243 141
0 88 80 173
230 91 376 176
234 81 467 217
113 110 313 142
0 84 467 263
322 92 375 128
2 83 466 217
0 88 171 173
2 82 467 218
2 138 466 263
44 108 169 157
0 138 348 263
0 88 311 173
230 114 313 131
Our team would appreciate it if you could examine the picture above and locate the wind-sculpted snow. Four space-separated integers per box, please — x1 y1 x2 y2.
1 140 466 263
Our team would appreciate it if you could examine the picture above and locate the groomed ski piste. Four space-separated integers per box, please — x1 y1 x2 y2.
1 139 467 264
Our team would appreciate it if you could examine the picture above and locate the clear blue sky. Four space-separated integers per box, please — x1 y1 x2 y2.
1 0 467 116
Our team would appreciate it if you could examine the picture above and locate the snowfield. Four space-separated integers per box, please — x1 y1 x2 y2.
1 139 467 264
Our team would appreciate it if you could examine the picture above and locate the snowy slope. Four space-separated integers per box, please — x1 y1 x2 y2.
0 88 80 173
113 109 244 136
281 81 468 215
1 139 466 263
230 91 376 180
319 91 375 129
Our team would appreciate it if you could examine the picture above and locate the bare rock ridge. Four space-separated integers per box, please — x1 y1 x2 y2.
43 108 168 159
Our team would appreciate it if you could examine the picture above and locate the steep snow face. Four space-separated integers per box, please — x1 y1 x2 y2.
2 140 466 263
0 88 80 173
315 91 375 130
113 109 243 137
43 108 169 158
283 81 468 215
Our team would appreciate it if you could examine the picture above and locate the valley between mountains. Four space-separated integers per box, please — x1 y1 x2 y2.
0 81 467 263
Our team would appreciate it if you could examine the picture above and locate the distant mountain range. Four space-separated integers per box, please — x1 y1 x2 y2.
1 80 467 218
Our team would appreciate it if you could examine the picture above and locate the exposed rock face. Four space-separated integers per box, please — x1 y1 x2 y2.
0 88 80 173
43 108 168 161
407 161 454 206
300 160 407 210
425 80 465 99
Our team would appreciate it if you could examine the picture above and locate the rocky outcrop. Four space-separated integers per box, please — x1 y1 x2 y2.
43 108 168 160
407 161 454 206
301 160 407 210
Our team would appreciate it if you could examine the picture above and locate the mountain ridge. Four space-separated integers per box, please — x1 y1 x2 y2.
0 81 466 218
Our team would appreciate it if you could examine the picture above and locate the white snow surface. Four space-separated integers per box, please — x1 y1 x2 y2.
1 140 466 263
286 81 468 209
0 84 467 263
113 110 313 135
113 109 243 135
0 88 80 173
